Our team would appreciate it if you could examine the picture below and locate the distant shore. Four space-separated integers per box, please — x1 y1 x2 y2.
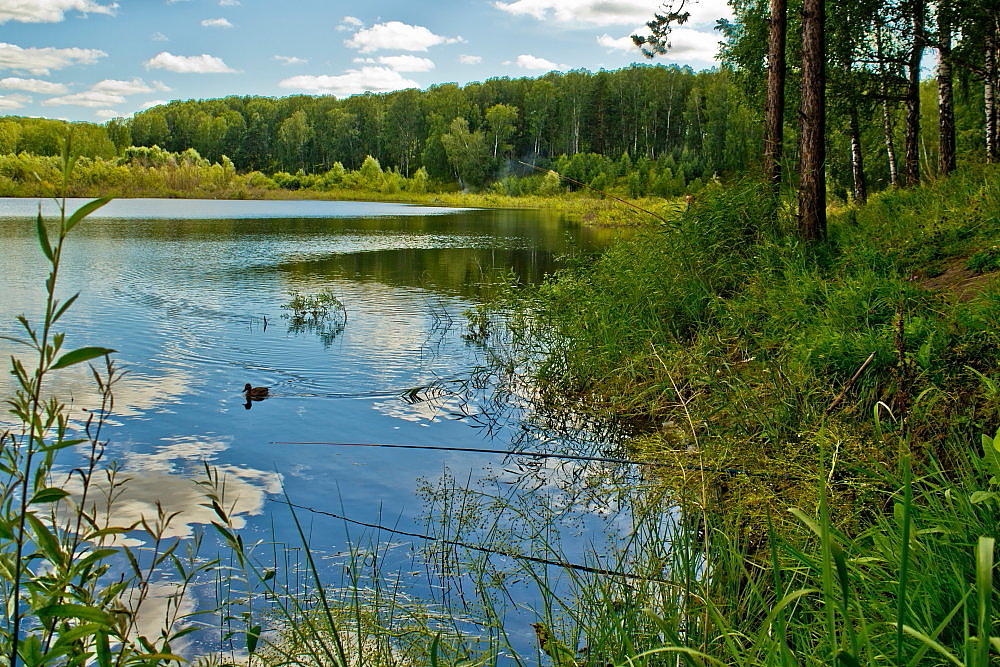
1 186 685 227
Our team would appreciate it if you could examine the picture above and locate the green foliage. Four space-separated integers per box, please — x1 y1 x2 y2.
440 117 493 190
435 165 1000 665
496 165 1000 486
113 64 761 189
968 247 1000 274
407 166 429 193
0 161 213 664
281 290 346 320
358 155 383 186
537 170 564 196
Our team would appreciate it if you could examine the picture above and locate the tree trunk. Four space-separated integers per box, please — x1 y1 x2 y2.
797 0 826 241
849 106 868 203
764 0 788 187
938 4 957 175
876 22 900 186
987 23 998 163
904 0 924 185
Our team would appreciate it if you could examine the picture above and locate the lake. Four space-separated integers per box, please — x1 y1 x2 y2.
0 197 643 660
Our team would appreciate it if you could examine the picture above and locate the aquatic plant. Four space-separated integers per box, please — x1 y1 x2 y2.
281 291 348 348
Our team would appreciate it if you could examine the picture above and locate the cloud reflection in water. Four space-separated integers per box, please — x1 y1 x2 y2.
63 435 282 546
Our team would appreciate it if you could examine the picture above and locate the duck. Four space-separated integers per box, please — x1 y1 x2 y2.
243 383 269 400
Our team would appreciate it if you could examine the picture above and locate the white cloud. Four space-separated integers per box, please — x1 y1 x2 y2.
0 76 67 93
44 89 124 107
151 31 168 41
494 0 650 25
0 0 117 24
336 15 362 31
218 0 239 5
274 55 308 65
459 54 482 65
200 17 232 28
94 108 119 119
344 21 463 53
494 0 730 28
0 42 106 75
0 92 30 109
91 77 155 95
505 54 567 70
145 51 236 73
279 66 418 97
600 26 720 62
43 76 167 107
597 32 635 51
354 55 435 72
140 99 167 110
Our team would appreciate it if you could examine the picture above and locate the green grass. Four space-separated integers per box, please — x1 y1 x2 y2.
453 164 1000 664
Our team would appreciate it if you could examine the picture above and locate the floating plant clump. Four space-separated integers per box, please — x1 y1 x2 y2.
281 290 349 347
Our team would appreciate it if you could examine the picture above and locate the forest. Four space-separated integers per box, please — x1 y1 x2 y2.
0 43 991 203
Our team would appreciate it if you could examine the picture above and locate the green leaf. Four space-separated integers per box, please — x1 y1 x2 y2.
901 625 963 665
51 347 115 370
976 537 994 667
95 630 111 667
64 197 111 234
36 212 53 261
247 625 262 654
133 653 186 663
18 634 43 666
37 603 115 625
26 512 64 565
52 293 79 323
30 487 69 505
84 526 129 541
430 632 442 667
70 548 118 578
43 438 87 453
789 507 823 539
971 491 996 504
757 588 818 638
50 622 102 648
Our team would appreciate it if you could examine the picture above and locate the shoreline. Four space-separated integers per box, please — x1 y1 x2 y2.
0 187 685 226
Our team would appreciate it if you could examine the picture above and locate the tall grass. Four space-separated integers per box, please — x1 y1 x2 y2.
439 164 1000 664
0 140 216 666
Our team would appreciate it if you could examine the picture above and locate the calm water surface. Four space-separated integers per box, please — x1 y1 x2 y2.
0 198 635 657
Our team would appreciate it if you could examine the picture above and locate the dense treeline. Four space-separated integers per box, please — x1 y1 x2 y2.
0 116 116 159
0 17 993 205
121 66 760 191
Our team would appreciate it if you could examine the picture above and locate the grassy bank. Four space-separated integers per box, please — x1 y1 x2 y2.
462 164 1000 663
501 166 1000 509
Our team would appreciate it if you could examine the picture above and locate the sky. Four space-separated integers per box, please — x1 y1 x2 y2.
0 0 733 122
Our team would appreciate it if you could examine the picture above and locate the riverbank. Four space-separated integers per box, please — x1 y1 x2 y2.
2 184 683 226
0 150 686 226
462 163 1000 663
497 164 1000 514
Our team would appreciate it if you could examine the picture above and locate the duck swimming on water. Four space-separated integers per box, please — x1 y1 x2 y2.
243 383 269 400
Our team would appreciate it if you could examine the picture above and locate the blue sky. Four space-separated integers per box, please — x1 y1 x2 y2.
0 0 732 122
